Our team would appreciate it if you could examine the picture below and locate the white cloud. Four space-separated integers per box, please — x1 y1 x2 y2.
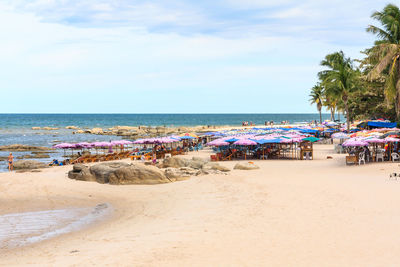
0 0 391 112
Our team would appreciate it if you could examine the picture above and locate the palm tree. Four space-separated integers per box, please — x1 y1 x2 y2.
319 51 357 132
309 84 324 123
366 4 400 118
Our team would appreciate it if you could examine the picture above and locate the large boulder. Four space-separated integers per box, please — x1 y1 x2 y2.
202 162 230 173
68 164 96 182
162 157 190 168
178 167 202 176
188 160 205 170
233 162 260 170
164 167 191 180
13 160 48 170
89 162 130 184
108 164 170 185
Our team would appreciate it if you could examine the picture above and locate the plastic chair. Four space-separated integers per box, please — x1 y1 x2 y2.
358 152 365 165
376 152 384 162
391 152 400 162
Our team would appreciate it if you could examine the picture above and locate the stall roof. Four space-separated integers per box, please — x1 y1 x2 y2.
367 121 397 128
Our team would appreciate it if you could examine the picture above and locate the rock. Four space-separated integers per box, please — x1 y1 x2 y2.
0 156 8 161
188 160 205 170
162 157 190 168
164 167 191 180
89 162 130 184
75 130 85 134
68 164 96 182
66 126 79 130
0 144 54 152
202 162 230 172
31 127 41 130
233 162 260 170
90 128 104 135
179 167 202 176
16 153 50 159
192 156 208 163
109 164 170 185
327 156 333 159
42 127 59 130
13 160 48 170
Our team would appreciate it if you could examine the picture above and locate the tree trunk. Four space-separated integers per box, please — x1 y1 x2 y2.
319 110 322 124
345 101 350 132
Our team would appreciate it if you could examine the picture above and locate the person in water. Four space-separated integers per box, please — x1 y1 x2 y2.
8 152 13 171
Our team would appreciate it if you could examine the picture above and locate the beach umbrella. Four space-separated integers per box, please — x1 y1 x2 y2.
225 138 240 143
206 140 229 146
179 136 196 140
331 132 350 139
302 137 320 142
233 139 257 146
180 133 198 138
342 139 369 147
385 137 400 142
365 138 385 143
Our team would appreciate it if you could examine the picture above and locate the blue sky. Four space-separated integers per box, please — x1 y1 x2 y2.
0 0 389 113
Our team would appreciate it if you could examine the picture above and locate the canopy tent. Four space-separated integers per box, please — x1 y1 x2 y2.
367 121 397 128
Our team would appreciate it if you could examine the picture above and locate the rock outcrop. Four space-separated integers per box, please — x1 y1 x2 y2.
13 160 48 170
66 126 79 130
233 162 260 170
0 144 53 152
202 162 230 173
68 157 229 185
16 153 50 159
89 162 130 184
109 164 169 185
68 164 96 182
162 157 190 168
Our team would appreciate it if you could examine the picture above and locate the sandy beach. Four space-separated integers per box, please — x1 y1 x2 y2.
1 144 400 266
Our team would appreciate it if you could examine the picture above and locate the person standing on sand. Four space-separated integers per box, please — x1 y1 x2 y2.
8 152 13 171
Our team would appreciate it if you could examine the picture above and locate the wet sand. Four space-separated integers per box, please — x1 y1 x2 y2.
1 145 400 266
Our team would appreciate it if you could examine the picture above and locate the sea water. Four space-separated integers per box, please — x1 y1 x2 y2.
0 203 113 249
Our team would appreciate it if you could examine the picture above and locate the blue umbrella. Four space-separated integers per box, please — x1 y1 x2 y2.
180 136 196 140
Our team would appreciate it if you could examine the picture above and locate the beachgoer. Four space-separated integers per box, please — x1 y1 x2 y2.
8 152 13 171
152 154 157 165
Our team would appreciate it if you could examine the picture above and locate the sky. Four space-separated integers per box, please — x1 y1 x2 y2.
0 0 390 113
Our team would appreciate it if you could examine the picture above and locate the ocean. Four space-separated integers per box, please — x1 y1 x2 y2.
0 113 331 171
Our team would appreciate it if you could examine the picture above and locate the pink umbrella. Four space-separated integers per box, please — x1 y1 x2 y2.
133 139 146 144
233 139 257 146
385 137 400 142
92 141 113 147
76 142 93 148
342 139 369 147
53 143 74 149
365 138 385 143
207 139 229 146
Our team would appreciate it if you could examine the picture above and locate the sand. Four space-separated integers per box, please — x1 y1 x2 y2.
1 144 400 266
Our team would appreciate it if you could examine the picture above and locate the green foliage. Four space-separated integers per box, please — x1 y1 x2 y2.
309 4 400 123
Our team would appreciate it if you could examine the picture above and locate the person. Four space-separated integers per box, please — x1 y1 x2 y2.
8 152 13 171
50 159 59 166
152 153 157 165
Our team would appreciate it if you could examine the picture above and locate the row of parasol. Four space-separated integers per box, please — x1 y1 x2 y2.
206 133 320 147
